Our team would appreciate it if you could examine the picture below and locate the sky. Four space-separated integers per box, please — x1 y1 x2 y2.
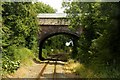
38 0 65 13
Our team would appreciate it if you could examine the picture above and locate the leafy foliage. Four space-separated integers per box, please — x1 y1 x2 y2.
2 45 34 73
2 56 20 73
2 2 55 74
33 2 56 13
63 2 120 78
42 35 73 57
2 2 38 50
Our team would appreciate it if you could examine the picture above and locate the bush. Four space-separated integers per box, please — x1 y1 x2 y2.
2 47 35 73
2 56 20 73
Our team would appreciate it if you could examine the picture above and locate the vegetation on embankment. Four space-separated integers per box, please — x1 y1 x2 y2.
65 59 120 78
63 2 120 78
1 2 55 76
2 47 34 73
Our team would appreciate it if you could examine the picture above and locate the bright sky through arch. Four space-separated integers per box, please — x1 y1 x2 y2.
38 0 65 13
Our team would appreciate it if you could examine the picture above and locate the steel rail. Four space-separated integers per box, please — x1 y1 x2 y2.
53 59 57 80
36 61 49 80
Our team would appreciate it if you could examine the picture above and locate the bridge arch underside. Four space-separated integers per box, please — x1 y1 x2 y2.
39 32 80 60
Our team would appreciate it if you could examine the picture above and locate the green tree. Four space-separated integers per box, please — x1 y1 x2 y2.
63 2 120 64
2 2 38 49
2 2 38 73
63 1 120 77
2 2 56 73
33 2 56 13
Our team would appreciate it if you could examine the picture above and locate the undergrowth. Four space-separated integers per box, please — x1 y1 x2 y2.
2 47 35 76
74 61 120 78
66 59 120 78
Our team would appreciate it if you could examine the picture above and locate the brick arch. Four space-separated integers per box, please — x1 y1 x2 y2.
39 32 79 60
37 13 82 60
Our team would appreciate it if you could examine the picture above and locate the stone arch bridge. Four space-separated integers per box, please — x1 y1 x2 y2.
37 13 82 60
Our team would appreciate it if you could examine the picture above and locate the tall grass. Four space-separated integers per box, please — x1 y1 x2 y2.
14 48 35 66
74 62 120 78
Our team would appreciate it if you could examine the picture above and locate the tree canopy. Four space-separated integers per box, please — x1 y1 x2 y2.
63 2 120 78
2 2 55 73
33 2 56 13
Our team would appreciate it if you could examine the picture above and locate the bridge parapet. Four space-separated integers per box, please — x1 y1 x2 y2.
38 18 69 26
37 13 69 26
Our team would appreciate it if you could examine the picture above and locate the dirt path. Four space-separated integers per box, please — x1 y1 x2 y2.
6 60 80 79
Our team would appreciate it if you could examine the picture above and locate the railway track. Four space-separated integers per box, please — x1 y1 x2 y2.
37 59 58 80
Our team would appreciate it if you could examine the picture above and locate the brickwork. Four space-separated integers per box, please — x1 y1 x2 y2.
37 13 82 60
